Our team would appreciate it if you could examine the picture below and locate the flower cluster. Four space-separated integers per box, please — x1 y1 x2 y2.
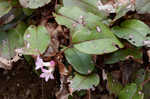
35 56 55 82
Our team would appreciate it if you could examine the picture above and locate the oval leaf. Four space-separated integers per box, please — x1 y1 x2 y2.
62 0 106 18
21 25 50 55
70 73 100 92
119 83 137 99
143 73 150 99
104 48 142 64
74 38 123 54
0 1 12 17
65 48 95 74
19 0 51 9
112 19 150 47
133 90 144 99
136 0 150 14
0 22 27 59
55 6 123 55
134 69 145 86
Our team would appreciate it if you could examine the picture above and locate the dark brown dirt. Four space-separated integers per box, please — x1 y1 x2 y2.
0 60 58 99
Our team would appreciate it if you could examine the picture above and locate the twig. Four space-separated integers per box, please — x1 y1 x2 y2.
88 89 91 99
55 0 58 10
141 78 150 87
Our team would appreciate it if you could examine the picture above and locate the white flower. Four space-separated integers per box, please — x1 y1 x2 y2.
35 56 44 70
35 56 55 70
35 55 56 81
40 64 55 82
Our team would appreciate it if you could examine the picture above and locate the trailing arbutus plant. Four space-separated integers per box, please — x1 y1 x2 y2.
0 0 150 98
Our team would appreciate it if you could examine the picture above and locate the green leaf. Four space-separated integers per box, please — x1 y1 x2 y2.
23 8 34 16
132 87 144 99
0 0 12 17
107 74 123 95
104 48 142 64
74 38 123 54
143 79 150 99
135 0 150 14
55 7 123 54
54 7 103 43
76 90 87 97
134 69 145 86
21 25 50 55
55 7 113 42
19 0 51 9
62 0 107 18
119 83 137 99
70 73 100 92
64 48 95 74
114 3 134 21
118 83 143 99
0 22 27 59
112 19 150 47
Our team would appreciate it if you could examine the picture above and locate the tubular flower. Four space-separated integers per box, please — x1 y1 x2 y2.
35 56 44 70
40 61 55 82
35 56 55 70
35 56 55 81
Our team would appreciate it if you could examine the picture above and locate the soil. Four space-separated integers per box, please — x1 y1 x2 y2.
0 60 58 99
0 59 144 99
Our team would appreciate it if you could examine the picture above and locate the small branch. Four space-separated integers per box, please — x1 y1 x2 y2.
55 0 58 9
141 78 150 87
88 89 91 99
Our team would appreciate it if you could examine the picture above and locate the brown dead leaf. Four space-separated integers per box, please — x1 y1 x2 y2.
120 60 142 85
0 57 11 70
100 94 114 99
42 23 60 57
0 10 15 26
43 21 68 58
55 76 70 99
111 70 121 81
125 55 143 64
0 54 20 70
58 61 69 76
147 50 150 62
120 61 133 85
97 0 135 13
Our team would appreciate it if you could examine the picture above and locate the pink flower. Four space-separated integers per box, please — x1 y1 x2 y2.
40 65 55 82
49 60 55 67
35 56 44 70
35 56 55 70
35 56 56 82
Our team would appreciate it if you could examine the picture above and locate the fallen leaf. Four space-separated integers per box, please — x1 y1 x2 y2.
19 0 51 9
58 62 69 76
147 50 150 62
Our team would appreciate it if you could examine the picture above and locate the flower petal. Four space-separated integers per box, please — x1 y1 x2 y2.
41 68 49 73
50 60 55 67
45 74 50 82
49 74 54 79
40 73 46 78
35 56 44 70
